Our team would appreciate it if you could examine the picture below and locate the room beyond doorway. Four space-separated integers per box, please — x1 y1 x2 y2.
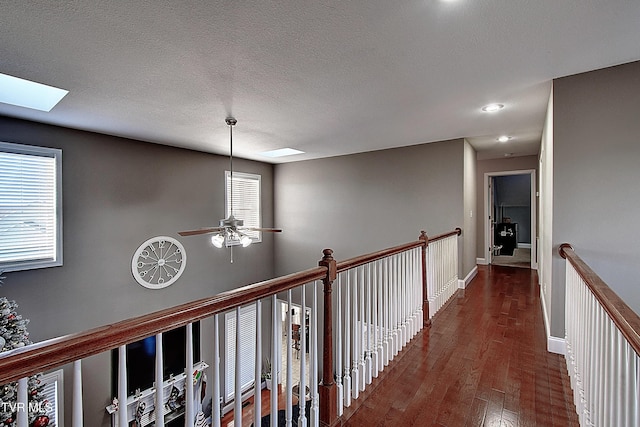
483 169 537 269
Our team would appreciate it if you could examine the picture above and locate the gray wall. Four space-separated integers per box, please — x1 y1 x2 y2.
273 139 467 277
0 116 277 425
462 140 477 278
551 60 640 336
475 156 538 259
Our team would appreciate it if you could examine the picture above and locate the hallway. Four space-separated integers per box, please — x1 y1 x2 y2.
340 265 578 426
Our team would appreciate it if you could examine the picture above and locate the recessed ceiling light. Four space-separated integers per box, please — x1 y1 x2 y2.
0 73 68 112
497 135 512 143
259 148 305 158
481 103 504 113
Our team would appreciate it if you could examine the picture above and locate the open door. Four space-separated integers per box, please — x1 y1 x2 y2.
488 176 496 264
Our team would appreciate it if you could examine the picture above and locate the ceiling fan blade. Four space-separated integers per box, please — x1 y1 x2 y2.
178 227 225 236
240 227 283 233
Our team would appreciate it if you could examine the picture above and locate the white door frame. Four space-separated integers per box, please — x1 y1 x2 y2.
483 169 537 269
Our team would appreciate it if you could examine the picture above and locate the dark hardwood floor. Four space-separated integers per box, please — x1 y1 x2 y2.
340 265 579 427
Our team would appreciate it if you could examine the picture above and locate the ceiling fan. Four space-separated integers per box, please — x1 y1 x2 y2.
178 117 282 260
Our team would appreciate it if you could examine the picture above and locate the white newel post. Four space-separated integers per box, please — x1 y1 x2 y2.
73 359 84 427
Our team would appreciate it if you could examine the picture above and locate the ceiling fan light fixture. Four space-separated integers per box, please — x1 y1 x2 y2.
211 233 225 248
240 234 253 247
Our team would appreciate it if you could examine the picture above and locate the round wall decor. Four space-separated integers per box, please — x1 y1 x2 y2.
131 236 186 289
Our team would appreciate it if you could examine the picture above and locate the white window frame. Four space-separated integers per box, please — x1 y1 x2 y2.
0 142 63 272
225 171 262 244
224 304 257 403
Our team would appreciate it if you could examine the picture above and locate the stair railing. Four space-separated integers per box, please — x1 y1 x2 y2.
0 228 461 427
559 243 640 427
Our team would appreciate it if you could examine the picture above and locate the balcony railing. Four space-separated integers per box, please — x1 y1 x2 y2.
0 228 462 427
559 243 640 427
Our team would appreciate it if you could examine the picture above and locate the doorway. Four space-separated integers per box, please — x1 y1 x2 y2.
484 170 537 269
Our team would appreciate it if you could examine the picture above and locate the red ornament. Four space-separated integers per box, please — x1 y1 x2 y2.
31 415 49 427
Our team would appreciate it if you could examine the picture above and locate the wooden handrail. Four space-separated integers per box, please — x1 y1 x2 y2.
0 227 462 387
559 243 640 356
429 227 462 244
0 266 326 385
335 227 462 273
336 241 424 273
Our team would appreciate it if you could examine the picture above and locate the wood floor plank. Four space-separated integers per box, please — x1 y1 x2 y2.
340 265 579 427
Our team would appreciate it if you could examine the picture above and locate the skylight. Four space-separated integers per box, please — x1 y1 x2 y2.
0 73 68 112
259 148 305 158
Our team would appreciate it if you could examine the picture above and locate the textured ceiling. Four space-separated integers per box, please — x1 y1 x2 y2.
1 1 639 163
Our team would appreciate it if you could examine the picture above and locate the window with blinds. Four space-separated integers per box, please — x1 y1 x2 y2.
225 171 261 243
39 369 64 426
224 305 257 403
0 142 62 272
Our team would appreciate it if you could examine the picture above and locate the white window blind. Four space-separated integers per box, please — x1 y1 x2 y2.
39 369 64 426
0 142 62 272
224 305 257 403
225 171 261 242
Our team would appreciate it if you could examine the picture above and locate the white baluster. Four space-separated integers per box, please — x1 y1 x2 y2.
358 266 366 392
335 272 344 415
73 359 84 427
372 260 380 378
401 252 408 348
234 309 242 426
287 290 293 426
270 295 278 427
154 334 164 426
212 314 221 427
310 280 319 426
16 377 28 427
254 300 262 427
366 263 373 385
383 257 391 366
351 269 360 400
392 255 399 357
117 345 128 427
299 283 307 427
376 260 384 372
186 323 195 426
343 271 352 407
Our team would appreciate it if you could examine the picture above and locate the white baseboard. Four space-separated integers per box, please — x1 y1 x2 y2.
548 336 566 356
459 265 478 289
540 285 566 355
517 243 532 249
476 257 488 265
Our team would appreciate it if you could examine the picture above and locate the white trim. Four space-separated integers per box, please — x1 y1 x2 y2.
459 265 478 289
476 257 488 265
517 243 532 249
547 336 566 356
483 169 537 270
539 285 565 355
